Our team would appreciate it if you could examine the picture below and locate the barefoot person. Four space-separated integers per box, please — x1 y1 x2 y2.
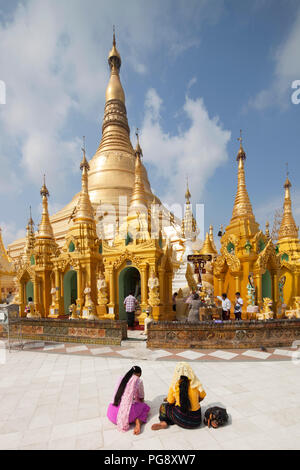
152 362 206 431
107 366 150 434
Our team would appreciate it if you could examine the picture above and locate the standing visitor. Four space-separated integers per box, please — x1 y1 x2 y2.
107 366 150 434
187 293 203 323
215 293 231 321
151 362 206 430
172 292 178 312
234 292 243 321
124 292 138 329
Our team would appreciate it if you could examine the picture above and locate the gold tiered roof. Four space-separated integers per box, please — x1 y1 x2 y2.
200 232 218 256
278 175 299 240
74 140 95 223
37 176 54 239
129 133 148 211
226 132 259 238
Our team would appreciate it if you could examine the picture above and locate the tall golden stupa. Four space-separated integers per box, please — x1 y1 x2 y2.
277 173 300 306
213 133 280 315
8 32 159 256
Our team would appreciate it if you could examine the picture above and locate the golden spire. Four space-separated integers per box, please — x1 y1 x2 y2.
25 206 35 251
185 176 191 203
106 27 125 104
182 178 197 240
74 138 95 223
230 131 256 222
200 232 217 255
209 224 218 252
98 30 133 154
129 131 148 211
37 175 54 239
278 168 299 240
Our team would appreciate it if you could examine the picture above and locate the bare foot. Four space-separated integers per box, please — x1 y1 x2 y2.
133 419 141 435
151 421 168 431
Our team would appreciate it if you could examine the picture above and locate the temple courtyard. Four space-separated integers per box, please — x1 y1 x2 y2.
0 336 300 451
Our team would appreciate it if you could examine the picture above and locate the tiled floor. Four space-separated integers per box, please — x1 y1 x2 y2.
9 336 300 363
0 347 300 450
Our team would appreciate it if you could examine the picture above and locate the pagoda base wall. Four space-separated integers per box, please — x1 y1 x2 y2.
147 319 300 350
0 317 127 346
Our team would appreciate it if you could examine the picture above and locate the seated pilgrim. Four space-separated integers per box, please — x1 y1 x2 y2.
152 362 206 431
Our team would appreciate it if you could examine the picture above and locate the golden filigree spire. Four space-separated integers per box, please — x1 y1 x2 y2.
182 179 197 240
209 224 217 252
129 131 148 211
231 131 255 222
106 27 125 104
278 169 299 240
98 30 133 154
24 206 35 256
74 138 95 223
200 232 217 255
37 175 54 239
185 176 191 203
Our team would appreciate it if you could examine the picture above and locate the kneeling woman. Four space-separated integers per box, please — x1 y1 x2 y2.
152 362 206 430
107 366 150 434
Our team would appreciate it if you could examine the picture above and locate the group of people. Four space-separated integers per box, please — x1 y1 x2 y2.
215 292 243 321
107 362 206 434
173 290 244 322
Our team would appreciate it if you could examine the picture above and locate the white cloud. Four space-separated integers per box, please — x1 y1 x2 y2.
141 88 231 204
0 221 25 246
0 0 225 197
249 7 300 109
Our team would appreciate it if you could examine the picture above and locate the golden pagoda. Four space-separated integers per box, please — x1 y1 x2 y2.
13 35 175 323
213 132 280 315
8 32 168 258
277 172 300 307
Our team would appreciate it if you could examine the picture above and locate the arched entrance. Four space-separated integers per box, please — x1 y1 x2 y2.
262 269 272 299
118 267 141 320
25 281 34 302
63 270 78 314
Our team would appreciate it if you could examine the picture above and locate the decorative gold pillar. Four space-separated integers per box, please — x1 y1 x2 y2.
273 272 278 314
106 268 115 319
76 268 83 317
254 273 262 308
138 263 148 326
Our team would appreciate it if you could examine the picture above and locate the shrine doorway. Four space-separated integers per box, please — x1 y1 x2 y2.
25 281 34 302
63 270 78 314
262 269 272 300
118 267 141 320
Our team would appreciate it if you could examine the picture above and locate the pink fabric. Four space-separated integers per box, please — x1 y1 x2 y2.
107 375 150 432
117 375 139 432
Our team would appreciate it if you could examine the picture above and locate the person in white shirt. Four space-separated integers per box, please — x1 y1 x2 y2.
215 293 231 321
234 292 243 321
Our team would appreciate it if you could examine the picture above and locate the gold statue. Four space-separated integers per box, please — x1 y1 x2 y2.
257 298 273 320
148 269 160 307
82 286 97 320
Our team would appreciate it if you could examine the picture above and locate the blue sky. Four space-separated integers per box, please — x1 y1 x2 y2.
0 0 299 246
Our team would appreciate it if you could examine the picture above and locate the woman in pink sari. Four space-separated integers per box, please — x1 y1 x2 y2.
107 366 150 435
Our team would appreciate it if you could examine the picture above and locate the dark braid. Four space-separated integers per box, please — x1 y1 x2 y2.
113 366 142 406
179 375 191 413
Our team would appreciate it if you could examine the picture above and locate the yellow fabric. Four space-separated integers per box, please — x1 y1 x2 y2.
170 362 205 394
167 382 206 412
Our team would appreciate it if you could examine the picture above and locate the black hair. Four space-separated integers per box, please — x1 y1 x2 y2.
179 375 191 414
222 293 227 299
28 297 33 302
193 293 199 300
113 366 142 406
235 292 240 296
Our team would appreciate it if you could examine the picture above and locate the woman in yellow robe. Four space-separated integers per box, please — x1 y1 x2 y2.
152 362 206 430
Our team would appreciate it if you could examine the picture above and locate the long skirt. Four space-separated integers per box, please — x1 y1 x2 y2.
107 401 150 425
159 402 202 429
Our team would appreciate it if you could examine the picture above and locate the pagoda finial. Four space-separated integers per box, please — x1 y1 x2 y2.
278 172 298 240
113 25 116 47
135 128 143 157
185 176 191 202
40 174 49 198
236 129 246 161
80 136 90 172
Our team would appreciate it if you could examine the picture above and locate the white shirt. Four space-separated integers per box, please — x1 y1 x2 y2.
217 296 231 311
234 297 243 312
